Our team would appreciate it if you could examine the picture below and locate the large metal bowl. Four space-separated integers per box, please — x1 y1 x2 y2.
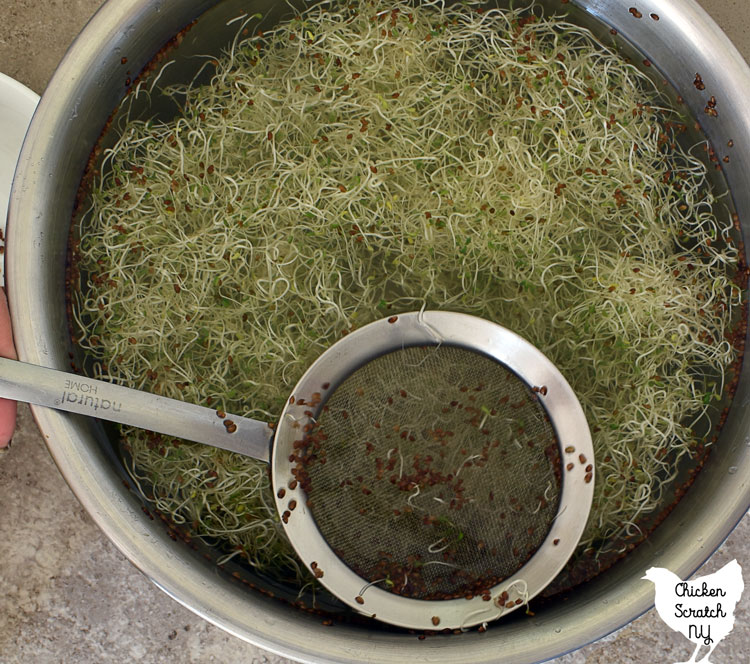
7 1 750 662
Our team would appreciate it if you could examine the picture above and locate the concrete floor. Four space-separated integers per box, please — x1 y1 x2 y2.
0 1 748 662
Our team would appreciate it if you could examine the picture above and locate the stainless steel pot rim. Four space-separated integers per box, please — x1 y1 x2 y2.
7 1 750 662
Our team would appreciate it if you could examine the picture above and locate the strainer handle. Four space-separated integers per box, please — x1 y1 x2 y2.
0 357 272 462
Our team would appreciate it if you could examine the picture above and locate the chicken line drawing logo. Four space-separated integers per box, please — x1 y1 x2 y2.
642 559 744 664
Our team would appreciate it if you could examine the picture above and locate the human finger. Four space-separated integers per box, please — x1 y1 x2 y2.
0 287 17 447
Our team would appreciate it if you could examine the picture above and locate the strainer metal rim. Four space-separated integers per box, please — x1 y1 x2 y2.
272 311 594 631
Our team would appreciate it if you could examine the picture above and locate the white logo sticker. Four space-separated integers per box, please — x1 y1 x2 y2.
642 559 744 663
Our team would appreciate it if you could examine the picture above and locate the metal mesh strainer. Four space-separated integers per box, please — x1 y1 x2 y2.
273 311 594 629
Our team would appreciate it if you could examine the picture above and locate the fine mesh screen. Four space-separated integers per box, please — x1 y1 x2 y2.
294 345 561 600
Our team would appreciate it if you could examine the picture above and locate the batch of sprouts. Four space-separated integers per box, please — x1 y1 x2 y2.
70 0 745 610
